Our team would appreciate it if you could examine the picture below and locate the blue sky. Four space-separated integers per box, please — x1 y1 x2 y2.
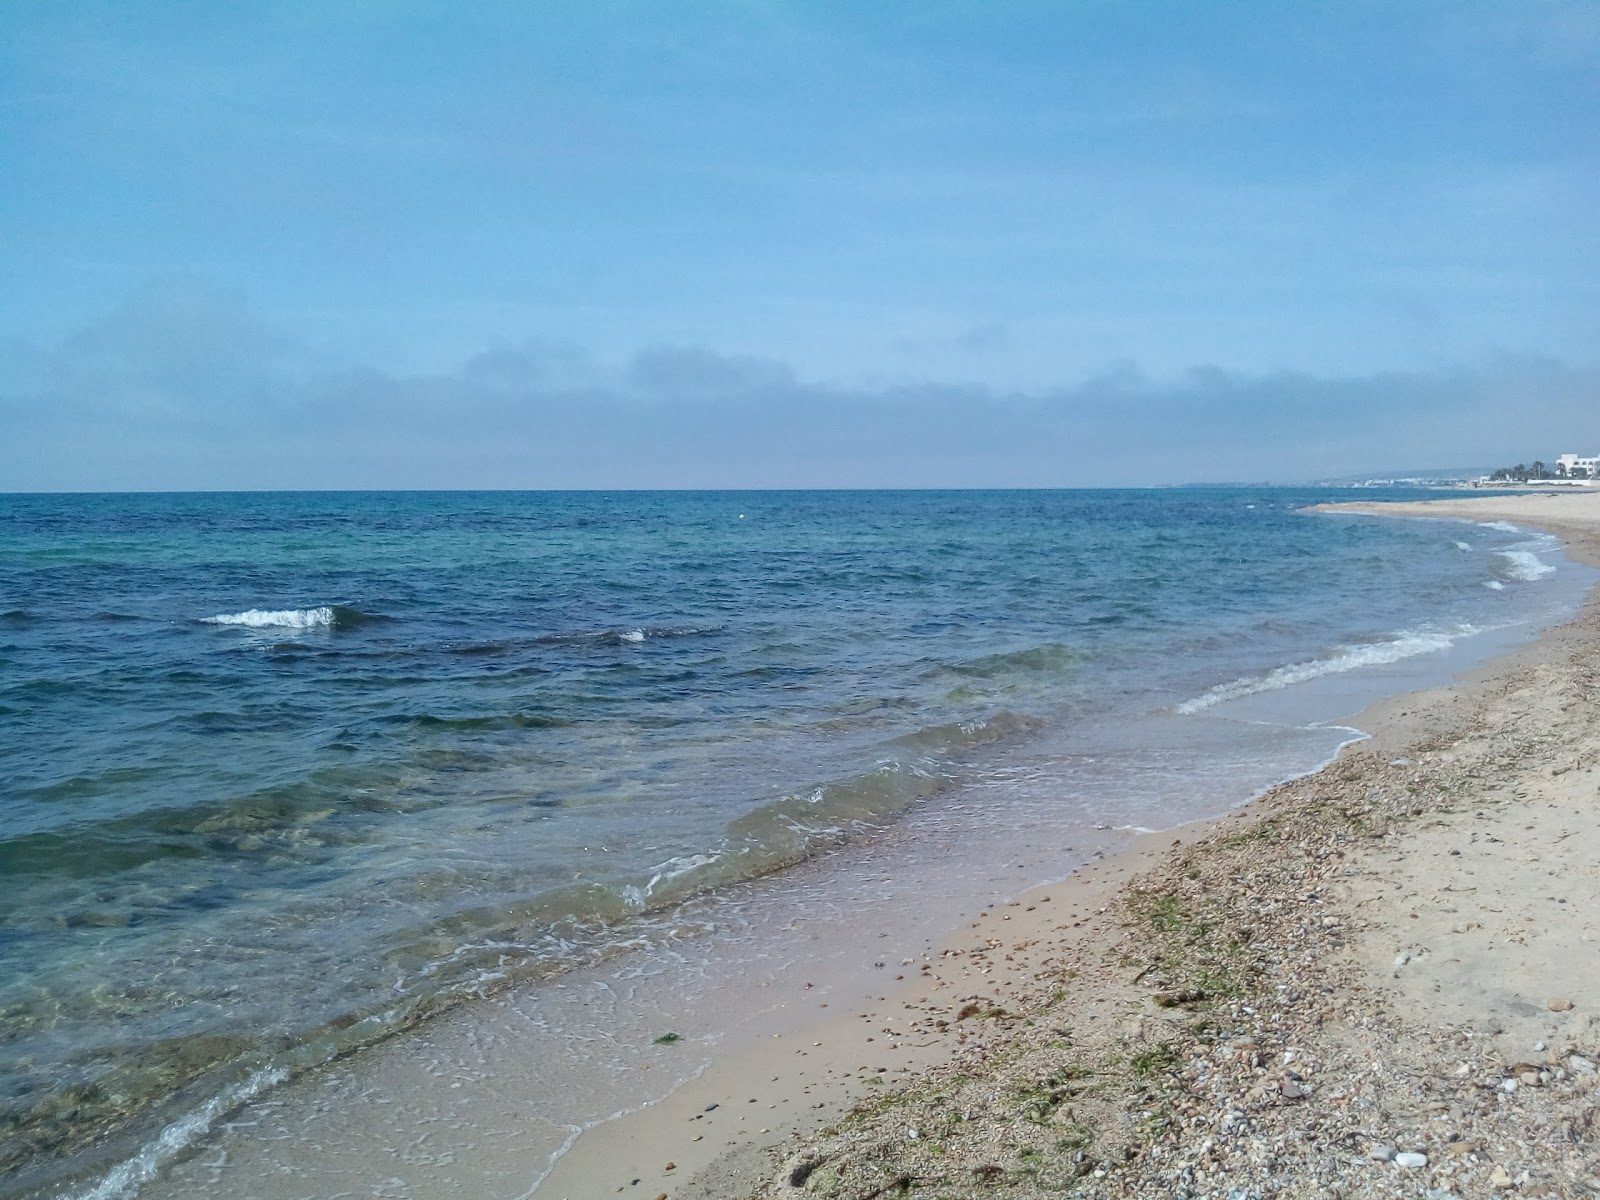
3 1 1596 489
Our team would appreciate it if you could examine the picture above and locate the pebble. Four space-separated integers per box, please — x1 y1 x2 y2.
731 675 1599 1200
1546 996 1573 1012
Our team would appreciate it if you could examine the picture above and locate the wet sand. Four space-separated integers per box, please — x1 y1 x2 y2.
547 491 1600 1199
112 491 1600 1200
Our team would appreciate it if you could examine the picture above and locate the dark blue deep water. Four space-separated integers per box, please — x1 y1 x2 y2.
0 488 1590 1195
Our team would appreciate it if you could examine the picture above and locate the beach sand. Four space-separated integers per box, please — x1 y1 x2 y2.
542 492 1600 1199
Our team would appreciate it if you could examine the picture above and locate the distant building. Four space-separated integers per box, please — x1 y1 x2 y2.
1556 452 1600 478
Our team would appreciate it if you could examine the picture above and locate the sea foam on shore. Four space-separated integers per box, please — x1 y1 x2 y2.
4 488 1594 1200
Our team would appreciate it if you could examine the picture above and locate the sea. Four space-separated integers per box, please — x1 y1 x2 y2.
1 488 1593 1199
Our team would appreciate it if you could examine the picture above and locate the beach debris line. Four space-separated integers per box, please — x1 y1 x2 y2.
742 617 1600 1199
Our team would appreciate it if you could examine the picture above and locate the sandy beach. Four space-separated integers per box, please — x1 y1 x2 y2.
546 492 1600 1200
10 5 1595 1198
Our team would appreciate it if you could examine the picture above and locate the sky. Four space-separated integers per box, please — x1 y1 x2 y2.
2 0 1596 490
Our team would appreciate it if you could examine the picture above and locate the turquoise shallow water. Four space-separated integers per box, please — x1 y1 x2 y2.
0 488 1590 1195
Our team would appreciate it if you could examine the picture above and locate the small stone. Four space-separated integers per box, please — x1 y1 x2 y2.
1500 1078 1518 1093
1519 1070 1540 1086
1446 1141 1478 1156
1394 1151 1429 1168
1368 1144 1396 1162
1568 1054 1596 1073
664 1161 676 1171
1490 1165 1513 1188
1546 996 1573 1012
1281 1079 1309 1100
906 1128 919 1140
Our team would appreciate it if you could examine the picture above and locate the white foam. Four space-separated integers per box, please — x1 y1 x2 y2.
70 1066 288 1200
1454 541 1471 551
1496 550 1555 581
201 607 335 629
619 629 646 643
1484 580 1506 590
1175 628 1471 715
644 853 720 897
1478 520 1524 533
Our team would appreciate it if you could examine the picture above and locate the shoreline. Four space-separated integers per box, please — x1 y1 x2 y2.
549 491 1600 1199
43 491 1597 1200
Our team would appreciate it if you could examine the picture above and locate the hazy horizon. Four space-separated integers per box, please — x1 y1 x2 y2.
3 2 1595 490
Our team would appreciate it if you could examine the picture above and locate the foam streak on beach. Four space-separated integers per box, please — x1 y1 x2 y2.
597 491 1600 1200
2 489 1596 1200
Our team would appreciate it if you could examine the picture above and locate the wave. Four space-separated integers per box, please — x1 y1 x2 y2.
199 605 383 631
406 711 572 731
1495 549 1555 582
944 642 1079 679
581 624 722 645
1175 626 1475 714
1478 520 1525 533
43 725 996 1200
68 1066 289 1200
621 853 724 910
892 708 1044 753
450 625 725 655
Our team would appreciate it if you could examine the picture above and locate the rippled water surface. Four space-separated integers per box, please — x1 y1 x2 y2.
0 488 1589 1195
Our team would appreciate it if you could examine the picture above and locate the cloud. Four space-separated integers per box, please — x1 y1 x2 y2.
627 346 796 398
3 278 329 426
3 283 1596 491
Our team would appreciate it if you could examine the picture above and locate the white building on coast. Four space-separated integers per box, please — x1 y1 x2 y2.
1556 452 1600 478
1472 451 1600 487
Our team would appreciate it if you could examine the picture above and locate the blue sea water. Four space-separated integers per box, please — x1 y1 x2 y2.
0 488 1590 1197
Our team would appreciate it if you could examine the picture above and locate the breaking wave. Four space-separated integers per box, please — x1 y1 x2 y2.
199 606 383 631
68 1067 289 1200
1495 549 1555 582
1174 627 1477 715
